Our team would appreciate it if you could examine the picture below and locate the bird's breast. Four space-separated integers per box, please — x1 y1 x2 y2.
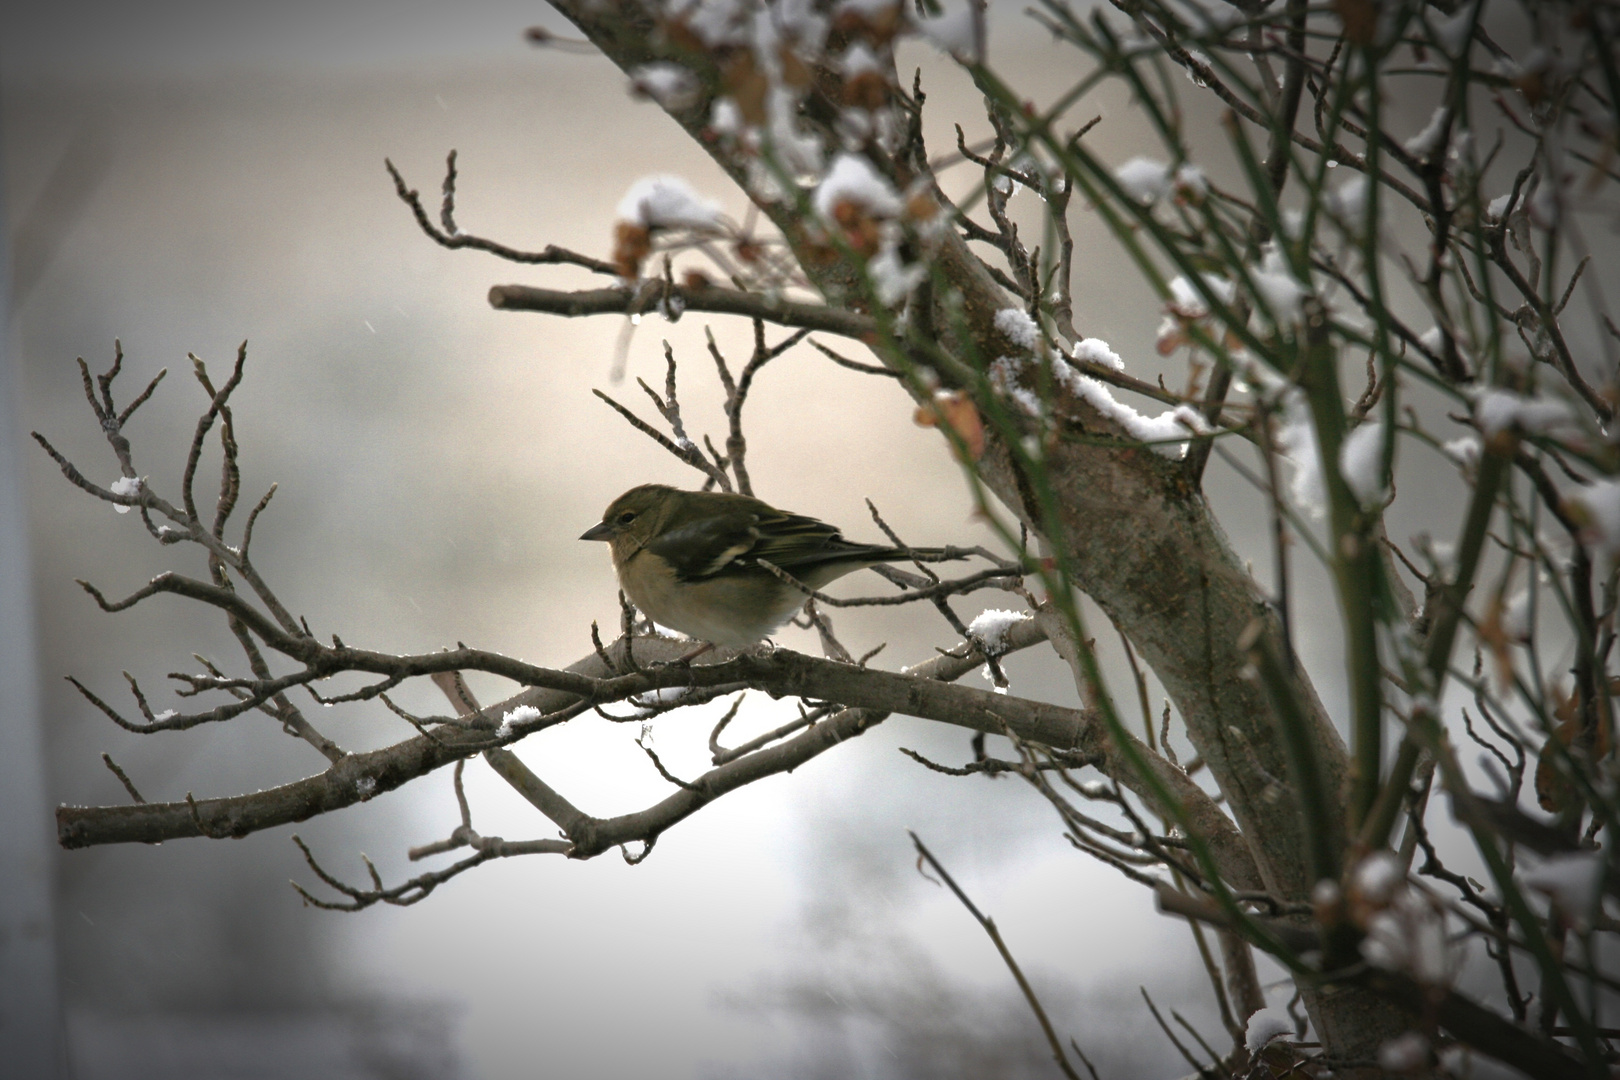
617 551 812 646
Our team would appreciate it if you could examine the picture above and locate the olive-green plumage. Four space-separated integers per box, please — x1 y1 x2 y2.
581 484 958 646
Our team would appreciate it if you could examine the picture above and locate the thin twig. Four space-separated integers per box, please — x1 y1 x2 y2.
100 753 146 804
910 832 1083 1080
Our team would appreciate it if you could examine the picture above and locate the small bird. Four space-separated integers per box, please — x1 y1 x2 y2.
581 484 960 647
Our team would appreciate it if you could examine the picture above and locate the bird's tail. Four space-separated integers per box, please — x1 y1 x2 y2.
767 542 969 576
864 545 969 565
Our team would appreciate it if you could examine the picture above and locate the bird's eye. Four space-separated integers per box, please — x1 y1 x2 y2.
617 511 637 525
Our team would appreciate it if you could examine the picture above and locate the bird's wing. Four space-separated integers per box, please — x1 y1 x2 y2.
747 510 874 572
647 510 768 580
649 504 872 581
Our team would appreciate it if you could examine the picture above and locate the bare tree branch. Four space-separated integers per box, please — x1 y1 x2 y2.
60 618 1077 850
488 282 877 340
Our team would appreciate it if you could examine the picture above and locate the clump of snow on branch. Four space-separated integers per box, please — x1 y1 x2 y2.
814 154 934 305
866 247 925 305
1169 273 1237 318
866 241 924 305
110 475 143 514
1339 421 1387 507
1349 852 1454 986
1352 850 1403 903
917 5 981 62
1115 157 1172 204
814 152 902 220
1244 1009 1293 1052
1378 1032 1431 1073
1276 403 1326 518
1053 362 1212 455
497 704 542 740
677 0 833 198
1157 273 1237 353
1425 3 1476 56
1500 590 1531 641
969 608 1025 690
626 0 945 291
1521 852 1606 929
1072 338 1126 372
1049 359 1218 453
628 687 692 722
1483 192 1518 222
710 97 744 137
670 0 748 47
993 307 1041 351
838 40 883 78
968 609 1029 652
834 39 891 142
1363 895 1451 981
1111 159 1209 206
1156 274 1229 350
764 104 825 178
1101 401 1208 456
1173 163 1208 200
616 175 723 231
1471 388 1574 437
1237 358 1328 517
1402 106 1451 158
1442 434 1481 468
1250 247 1308 326
989 357 1046 420
628 63 702 111
993 343 1209 458
1324 174 1372 235
658 293 688 322
611 174 728 278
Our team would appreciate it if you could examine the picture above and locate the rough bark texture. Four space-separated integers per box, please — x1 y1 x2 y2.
548 0 1408 1059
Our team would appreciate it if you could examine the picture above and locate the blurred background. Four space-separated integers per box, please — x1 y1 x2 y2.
0 2 1496 1078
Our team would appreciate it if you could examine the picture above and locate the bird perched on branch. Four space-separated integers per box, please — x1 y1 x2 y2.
581 484 961 647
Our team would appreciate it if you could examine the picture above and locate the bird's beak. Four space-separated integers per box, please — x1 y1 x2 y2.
580 521 614 542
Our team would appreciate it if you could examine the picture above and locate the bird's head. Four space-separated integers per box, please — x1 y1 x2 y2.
581 484 680 562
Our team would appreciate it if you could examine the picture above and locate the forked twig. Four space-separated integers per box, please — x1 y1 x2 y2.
910 831 1083 1080
386 153 619 275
